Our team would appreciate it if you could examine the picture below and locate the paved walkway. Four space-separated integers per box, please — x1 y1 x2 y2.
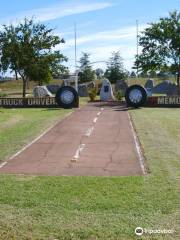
0 102 145 176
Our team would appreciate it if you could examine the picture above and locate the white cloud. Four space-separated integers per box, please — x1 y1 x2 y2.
82 44 137 70
65 43 138 71
58 24 147 50
57 24 146 71
0 1 112 25
62 22 148 72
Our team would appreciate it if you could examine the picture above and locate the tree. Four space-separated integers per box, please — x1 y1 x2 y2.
95 68 104 79
79 52 90 70
139 71 148 78
135 11 180 93
105 51 127 83
78 52 96 83
0 18 67 97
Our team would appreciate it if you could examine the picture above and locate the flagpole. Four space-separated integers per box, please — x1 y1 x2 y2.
136 19 139 79
74 22 78 92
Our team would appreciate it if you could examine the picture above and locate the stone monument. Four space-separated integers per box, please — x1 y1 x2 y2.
144 79 154 89
46 84 61 94
100 79 115 101
33 86 53 97
78 84 88 97
115 80 128 95
152 80 177 95
78 82 95 97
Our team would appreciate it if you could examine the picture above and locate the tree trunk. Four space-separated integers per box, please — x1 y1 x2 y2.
26 77 30 89
177 59 180 95
22 77 27 97
15 69 18 80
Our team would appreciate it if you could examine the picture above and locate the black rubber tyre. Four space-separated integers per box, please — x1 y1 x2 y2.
55 86 79 109
125 85 147 108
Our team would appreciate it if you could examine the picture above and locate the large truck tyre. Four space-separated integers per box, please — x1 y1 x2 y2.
125 85 147 108
56 86 79 109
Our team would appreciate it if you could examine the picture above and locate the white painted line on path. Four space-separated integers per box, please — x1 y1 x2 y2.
93 117 98 123
85 127 94 137
72 107 104 162
71 144 86 162
128 113 146 175
0 162 7 169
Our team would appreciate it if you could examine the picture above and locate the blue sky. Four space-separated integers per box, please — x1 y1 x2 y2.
0 0 179 72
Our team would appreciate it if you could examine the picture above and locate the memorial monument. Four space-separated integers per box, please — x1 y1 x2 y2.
33 86 53 97
100 79 115 101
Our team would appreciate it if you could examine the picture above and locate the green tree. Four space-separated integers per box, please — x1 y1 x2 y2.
135 11 180 93
79 52 90 69
0 18 67 96
78 52 95 83
95 68 104 79
105 51 127 83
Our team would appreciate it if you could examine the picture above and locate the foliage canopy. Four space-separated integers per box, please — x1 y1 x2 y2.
78 52 96 83
135 10 180 92
0 18 67 96
105 51 127 83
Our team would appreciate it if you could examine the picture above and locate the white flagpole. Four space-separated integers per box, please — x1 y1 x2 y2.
74 22 78 92
136 19 139 79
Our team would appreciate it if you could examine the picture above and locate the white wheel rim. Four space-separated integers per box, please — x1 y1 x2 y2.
61 90 74 104
129 89 143 103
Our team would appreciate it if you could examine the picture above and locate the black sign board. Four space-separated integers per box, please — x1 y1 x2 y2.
104 86 109 92
0 97 58 108
147 96 180 107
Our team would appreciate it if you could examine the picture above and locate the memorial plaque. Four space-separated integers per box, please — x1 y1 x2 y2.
100 79 115 101
0 97 58 108
104 86 109 92
147 96 180 107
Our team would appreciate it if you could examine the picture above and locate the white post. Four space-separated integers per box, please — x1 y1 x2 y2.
74 22 78 92
75 71 78 92
136 19 139 79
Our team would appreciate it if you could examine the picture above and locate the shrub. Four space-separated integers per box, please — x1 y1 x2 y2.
115 90 124 101
96 81 102 95
88 87 98 101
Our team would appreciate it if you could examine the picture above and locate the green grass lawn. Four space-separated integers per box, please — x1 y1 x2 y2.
0 107 179 240
0 79 63 97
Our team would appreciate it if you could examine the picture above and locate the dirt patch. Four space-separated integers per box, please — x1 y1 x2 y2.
1 114 24 129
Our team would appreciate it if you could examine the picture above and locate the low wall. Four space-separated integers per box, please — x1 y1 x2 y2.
0 97 58 108
146 96 180 107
